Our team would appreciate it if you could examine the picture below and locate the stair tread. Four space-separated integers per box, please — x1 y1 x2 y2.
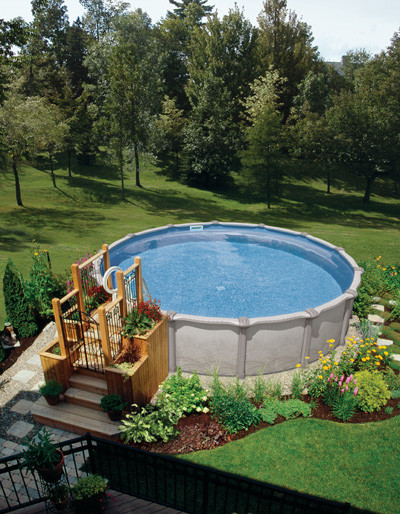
32 398 120 435
69 373 107 393
64 387 103 404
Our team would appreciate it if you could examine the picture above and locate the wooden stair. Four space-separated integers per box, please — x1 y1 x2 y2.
31 372 121 442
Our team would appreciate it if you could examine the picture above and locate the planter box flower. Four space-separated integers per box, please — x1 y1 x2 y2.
105 318 168 407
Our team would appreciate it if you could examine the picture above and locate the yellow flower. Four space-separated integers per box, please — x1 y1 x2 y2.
350 358 354 362
305 356 310 360
361 358 366 362
327 339 335 343
329 344 333 347
367 350 371 353
378 355 383 360
343 352 347 355
334 362 338 365
384 351 388 356
372 349 376 353
376 361 381 366
296 364 301 368
318 375 323 379
322 360 326 364
360 345 365 348
34 252 38 256
366 357 370 361
323 366 328 370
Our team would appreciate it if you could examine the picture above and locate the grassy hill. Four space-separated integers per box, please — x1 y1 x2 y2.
1 154 399 325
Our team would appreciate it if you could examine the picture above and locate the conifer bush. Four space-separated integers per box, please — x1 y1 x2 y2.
3 260 38 338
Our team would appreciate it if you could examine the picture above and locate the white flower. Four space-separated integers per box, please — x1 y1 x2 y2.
202 396 207 401
196 407 201 412
191 394 194 397
203 407 209 413
192 405 196 409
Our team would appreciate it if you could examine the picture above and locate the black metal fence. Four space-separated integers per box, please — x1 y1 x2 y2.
0 434 361 514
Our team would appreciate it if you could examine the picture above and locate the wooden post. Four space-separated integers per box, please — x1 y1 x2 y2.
98 305 112 367
71 263 85 314
102 244 112 290
52 298 67 357
135 256 143 303
116 270 127 318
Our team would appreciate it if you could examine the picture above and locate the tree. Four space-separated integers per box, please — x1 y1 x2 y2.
184 72 238 185
325 88 391 203
241 69 286 208
187 8 258 123
153 95 187 175
86 9 162 196
257 0 320 118
167 0 213 21
0 91 68 205
341 49 371 87
79 0 128 41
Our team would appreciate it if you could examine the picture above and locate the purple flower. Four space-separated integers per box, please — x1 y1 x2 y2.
349 374 353 381
338 381 343 388
340 374 345 382
353 379 357 385
345 386 348 392
335 377 338 382
341 388 344 394
354 387 358 395
346 377 351 384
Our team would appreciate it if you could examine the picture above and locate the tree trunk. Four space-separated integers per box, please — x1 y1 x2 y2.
363 175 376 203
67 150 72 177
119 134 125 201
12 157 23 206
49 152 56 188
326 168 331 194
134 142 142 187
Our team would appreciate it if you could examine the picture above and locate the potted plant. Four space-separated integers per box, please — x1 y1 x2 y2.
39 379 63 406
71 474 108 513
21 428 64 483
100 393 127 421
44 482 69 511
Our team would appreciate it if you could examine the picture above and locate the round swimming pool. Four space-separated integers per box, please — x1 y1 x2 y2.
109 222 363 377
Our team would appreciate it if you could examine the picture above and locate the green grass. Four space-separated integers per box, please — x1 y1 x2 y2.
1 153 400 325
180 417 400 514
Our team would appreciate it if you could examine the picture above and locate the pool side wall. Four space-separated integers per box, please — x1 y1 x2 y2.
110 222 363 377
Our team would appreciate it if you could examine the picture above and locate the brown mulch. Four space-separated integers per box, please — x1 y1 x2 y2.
119 392 400 455
0 335 37 375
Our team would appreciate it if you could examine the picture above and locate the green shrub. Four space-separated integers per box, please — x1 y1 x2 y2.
354 370 391 413
24 245 66 322
391 389 400 399
210 374 260 434
99 394 126 413
3 260 38 338
119 399 180 443
381 368 400 391
353 288 372 320
158 367 208 416
385 406 394 415
252 370 268 403
259 398 312 425
291 372 303 399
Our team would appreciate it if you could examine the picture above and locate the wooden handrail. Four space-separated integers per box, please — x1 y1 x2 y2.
59 288 79 305
103 296 123 314
77 248 106 270
122 262 139 277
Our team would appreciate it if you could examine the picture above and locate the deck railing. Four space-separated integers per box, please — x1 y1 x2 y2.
0 433 353 514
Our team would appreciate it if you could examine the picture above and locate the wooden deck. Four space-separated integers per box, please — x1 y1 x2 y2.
16 490 185 513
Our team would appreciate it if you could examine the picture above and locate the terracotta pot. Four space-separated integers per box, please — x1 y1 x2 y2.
107 410 122 421
36 450 64 483
44 395 60 406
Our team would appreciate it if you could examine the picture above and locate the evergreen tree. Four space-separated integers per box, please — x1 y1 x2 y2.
167 0 213 21
3 261 38 339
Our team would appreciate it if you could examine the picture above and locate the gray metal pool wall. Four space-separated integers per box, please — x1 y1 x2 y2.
109 222 363 377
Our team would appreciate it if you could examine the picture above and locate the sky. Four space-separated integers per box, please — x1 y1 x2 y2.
2 0 400 61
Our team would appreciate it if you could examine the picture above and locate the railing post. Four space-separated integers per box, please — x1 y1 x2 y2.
116 270 127 318
102 243 112 290
135 256 143 303
71 263 85 314
52 298 67 357
98 305 112 367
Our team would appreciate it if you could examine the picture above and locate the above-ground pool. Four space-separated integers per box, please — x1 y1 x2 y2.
109 222 363 377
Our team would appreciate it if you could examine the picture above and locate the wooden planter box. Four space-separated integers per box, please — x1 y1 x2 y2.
105 318 168 407
39 339 76 390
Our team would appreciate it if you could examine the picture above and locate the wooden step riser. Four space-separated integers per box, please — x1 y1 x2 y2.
32 414 119 442
64 395 102 411
69 378 108 396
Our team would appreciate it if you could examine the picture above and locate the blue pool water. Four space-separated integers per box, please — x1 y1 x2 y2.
110 225 354 319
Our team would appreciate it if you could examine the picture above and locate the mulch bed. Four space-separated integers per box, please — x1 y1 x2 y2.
0 335 37 375
122 392 400 455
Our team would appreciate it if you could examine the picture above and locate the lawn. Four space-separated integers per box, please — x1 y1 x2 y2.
1 154 400 325
180 416 400 514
